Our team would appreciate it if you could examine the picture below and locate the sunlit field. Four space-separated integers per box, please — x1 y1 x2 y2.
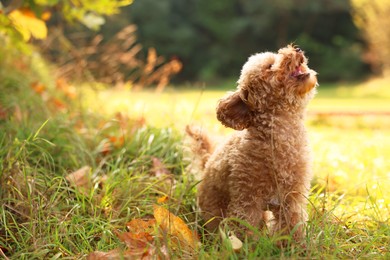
2 78 390 258
83 81 390 239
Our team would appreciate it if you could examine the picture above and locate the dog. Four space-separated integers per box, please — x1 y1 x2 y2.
186 45 318 243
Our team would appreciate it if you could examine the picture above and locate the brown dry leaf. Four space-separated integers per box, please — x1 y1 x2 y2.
87 249 121 260
151 157 171 178
116 230 154 250
65 166 92 194
129 117 146 136
14 104 22 123
150 157 175 195
153 205 199 251
126 219 156 234
89 210 194 259
100 141 112 156
0 105 8 120
151 157 175 194
117 219 157 253
87 248 151 260
115 112 129 130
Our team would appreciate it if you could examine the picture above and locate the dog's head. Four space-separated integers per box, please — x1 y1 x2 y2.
217 45 318 130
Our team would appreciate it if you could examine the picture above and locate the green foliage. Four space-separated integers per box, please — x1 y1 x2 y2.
0 0 132 50
0 45 187 258
297 34 366 81
120 0 367 82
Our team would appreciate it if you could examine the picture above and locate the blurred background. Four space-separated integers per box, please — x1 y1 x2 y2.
1 0 389 88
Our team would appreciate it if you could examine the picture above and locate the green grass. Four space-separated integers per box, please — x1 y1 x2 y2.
1 77 390 258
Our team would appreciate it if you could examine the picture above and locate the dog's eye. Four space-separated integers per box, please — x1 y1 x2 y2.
267 64 273 70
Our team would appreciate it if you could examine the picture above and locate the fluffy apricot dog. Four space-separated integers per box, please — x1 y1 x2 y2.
187 45 318 242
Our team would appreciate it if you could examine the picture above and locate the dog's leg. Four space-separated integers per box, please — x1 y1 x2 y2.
198 181 229 231
225 195 266 238
272 195 308 244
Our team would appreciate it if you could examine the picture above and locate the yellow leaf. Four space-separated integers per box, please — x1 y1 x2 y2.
9 9 48 41
157 195 169 204
41 11 52 21
153 205 199 251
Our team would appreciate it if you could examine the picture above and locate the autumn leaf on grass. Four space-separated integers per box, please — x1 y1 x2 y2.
126 219 156 234
65 166 92 195
56 77 77 99
112 219 157 250
0 105 8 120
151 157 175 194
151 157 171 177
153 205 200 251
116 230 154 251
106 219 162 260
31 81 46 95
88 208 197 259
13 104 23 123
157 195 169 204
87 248 156 260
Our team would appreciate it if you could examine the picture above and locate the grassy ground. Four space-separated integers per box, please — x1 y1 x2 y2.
1 75 390 258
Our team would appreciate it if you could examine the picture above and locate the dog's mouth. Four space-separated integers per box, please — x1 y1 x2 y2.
291 64 310 80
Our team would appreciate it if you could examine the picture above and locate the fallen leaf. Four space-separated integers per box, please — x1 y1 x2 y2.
31 81 46 95
65 166 92 194
116 230 153 250
157 195 169 204
88 207 200 258
117 219 158 252
229 233 243 252
115 112 129 130
219 228 243 253
100 141 112 156
13 104 22 123
153 205 199 251
129 116 146 136
87 249 121 260
151 157 175 194
126 219 156 234
56 77 77 99
0 105 8 120
50 98 67 111
87 248 150 260
151 157 171 177
108 135 125 148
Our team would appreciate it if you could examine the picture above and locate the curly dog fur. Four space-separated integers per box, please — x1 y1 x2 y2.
187 45 318 242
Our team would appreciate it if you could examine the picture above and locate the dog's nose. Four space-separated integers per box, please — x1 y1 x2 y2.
295 47 302 52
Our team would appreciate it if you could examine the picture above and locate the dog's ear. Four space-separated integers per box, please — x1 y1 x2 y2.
216 90 252 130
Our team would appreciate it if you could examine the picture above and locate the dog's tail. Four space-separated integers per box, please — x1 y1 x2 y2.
185 125 214 171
